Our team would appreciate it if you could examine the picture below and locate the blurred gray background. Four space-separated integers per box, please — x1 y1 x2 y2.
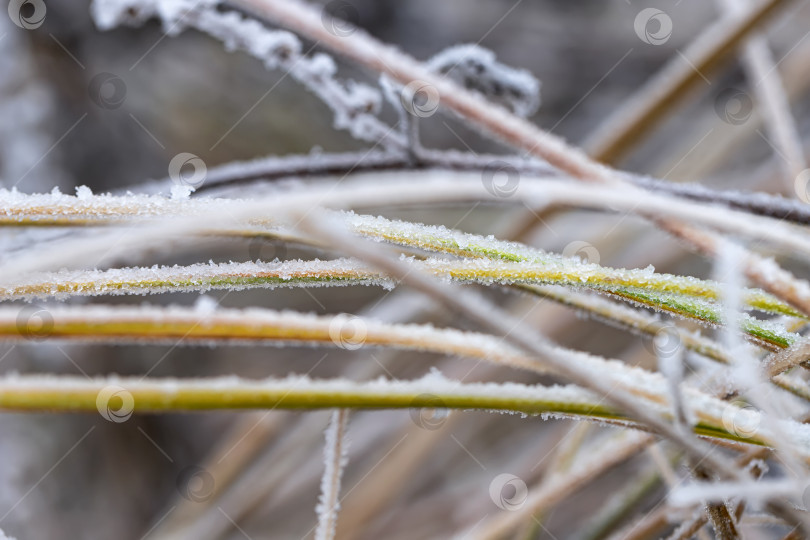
1 1 810 538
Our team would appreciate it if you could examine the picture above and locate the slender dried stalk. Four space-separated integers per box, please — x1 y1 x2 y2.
188 149 810 227
717 0 806 195
584 0 795 164
314 409 349 540
767 338 810 375
8 177 810 259
695 465 741 540
469 432 653 539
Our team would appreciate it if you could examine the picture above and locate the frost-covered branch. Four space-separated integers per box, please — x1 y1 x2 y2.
91 0 405 150
171 149 810 227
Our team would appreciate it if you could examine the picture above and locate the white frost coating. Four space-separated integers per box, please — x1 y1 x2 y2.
0 371 602 406
715 241 809 473
427 44 541 117
14 253 795 348
0 187 227 222
315 410 349 540
193 294 219 315
716 241 760 388
0 258 392 300
170 184 193 200
7 174 810 272
669 478 802 508
90 0 400 149
75 185 93 201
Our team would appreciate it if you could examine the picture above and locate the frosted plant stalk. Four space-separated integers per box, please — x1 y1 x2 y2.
1 257 799 351
2 185 805 317
6 174 810 272
91 0 404 150
315 409 349 540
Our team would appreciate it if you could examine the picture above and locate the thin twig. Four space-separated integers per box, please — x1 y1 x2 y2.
717 0 806 196
584 0 795 164
184 150 810 227
470 432 653 539
315 409 349 540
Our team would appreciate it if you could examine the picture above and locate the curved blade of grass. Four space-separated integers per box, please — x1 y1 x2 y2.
0 372 806 458
2 258 798 351
346 212 804 320
1 305 806 427
0 189 803 320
